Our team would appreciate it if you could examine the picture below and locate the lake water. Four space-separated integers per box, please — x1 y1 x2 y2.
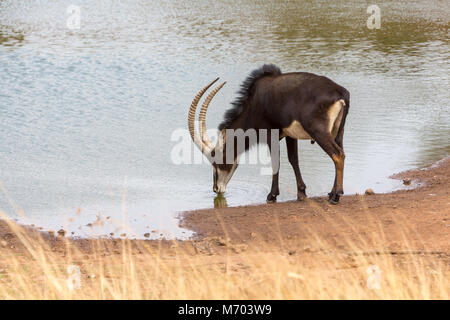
0 0 449 239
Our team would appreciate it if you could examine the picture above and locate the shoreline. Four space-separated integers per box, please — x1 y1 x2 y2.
1 156 445 243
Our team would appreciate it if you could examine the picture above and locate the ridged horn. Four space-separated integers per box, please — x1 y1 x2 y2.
188 78 219 154
198 81 227 149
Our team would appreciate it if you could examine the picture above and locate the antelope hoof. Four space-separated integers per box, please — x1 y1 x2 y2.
297 191 307 201
266 193 278 203
328 190 343 205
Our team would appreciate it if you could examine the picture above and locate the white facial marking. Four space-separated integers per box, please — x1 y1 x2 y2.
216 160 239 193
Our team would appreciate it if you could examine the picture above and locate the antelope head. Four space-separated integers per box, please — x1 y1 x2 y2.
188 78 239 194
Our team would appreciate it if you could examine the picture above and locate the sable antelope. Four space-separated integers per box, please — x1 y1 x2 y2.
188 64 349 204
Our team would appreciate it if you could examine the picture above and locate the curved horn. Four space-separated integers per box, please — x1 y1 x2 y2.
188 78 219 154
199 81 227 149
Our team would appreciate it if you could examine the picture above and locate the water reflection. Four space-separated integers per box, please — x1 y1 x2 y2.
214 195 228 209
0 26 23 47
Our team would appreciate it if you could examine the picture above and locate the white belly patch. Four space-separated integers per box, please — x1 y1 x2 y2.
282 120 312 140
282 99 345 140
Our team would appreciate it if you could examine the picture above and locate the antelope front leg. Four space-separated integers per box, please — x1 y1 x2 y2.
286 137 307 201
266 140 280 203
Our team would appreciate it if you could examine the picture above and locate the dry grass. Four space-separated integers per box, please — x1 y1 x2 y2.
0 209 447 300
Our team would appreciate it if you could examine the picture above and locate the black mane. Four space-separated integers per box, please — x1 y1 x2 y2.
218 64 282 130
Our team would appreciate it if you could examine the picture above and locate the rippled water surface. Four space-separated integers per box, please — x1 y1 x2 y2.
0 1 449 238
